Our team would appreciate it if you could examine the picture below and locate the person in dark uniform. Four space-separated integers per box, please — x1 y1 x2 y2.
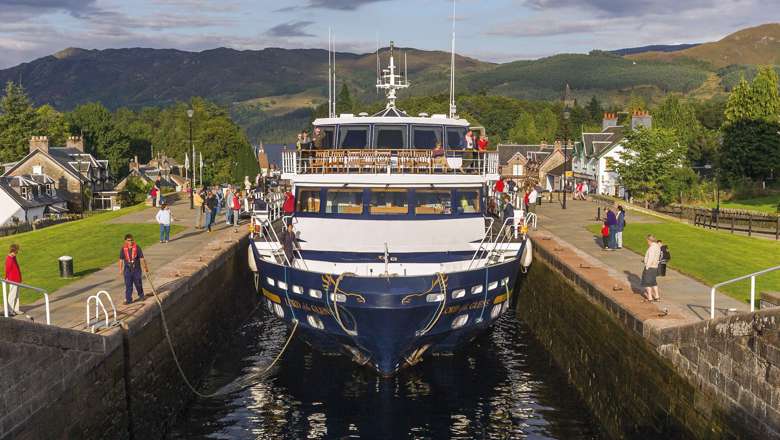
281 223 297 265
118 234 149 305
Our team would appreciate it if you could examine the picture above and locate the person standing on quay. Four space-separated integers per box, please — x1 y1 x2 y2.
4 244 22 315
156 203 173 243
527 186 538 213
225 185 234 226
615 205 626 249
605 207 617 250
230 190 242 232
641 235 662 302
194 186 205 229
118 234 148 305
205 190 217 232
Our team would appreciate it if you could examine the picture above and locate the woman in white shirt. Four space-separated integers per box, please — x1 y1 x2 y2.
641 234 661 301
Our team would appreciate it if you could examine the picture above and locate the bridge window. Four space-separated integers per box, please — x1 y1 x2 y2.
369 189 408 215
339 125 369 149
374 125 407 149
412 125 442 149
326 189 363 214
414 190 452 215
446 127 466 149
297 188 321 213
455 189 480 214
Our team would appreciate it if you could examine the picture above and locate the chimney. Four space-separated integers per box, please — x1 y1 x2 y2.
29 136 49 154
66 136 84 152
631 110 652 130
602 112 618 131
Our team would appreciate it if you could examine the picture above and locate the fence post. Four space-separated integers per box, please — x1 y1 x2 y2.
776 217 779 240
731 215 735 234
748 217 752 237
596 207 601 221
750 275 756 313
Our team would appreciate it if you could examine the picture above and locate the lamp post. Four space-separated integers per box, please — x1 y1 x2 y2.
187 109 195 209
562 109 570 210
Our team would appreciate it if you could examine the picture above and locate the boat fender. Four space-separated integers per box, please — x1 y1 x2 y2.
521 239 533 268
248 245 258 272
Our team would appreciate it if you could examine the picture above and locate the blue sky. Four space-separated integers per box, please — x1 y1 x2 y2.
0 0 776 69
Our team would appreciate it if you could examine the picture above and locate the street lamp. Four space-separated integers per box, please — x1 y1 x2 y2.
562 109 571 210
187 108 195 209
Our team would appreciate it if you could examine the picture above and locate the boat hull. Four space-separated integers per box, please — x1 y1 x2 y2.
251 245 525 376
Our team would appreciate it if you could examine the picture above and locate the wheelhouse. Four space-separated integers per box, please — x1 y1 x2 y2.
311 116 469 150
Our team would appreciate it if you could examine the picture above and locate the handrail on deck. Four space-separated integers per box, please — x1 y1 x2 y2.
2 279 51 325
282 149 499 175
709 265 780 319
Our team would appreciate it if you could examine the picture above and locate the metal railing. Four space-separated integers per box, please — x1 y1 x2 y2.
86 290 117 333
709 265 780 318
468 217 516 270
260 216 309 270
525 212 538 230
2 279 51 325
281 149 499 176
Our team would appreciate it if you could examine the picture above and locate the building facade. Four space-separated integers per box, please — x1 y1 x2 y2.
0 174 68 225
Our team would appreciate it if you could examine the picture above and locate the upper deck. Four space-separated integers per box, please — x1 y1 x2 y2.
281 149 499 181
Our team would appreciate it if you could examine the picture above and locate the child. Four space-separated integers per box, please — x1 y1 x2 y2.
658 240 671 276
601 221 610 250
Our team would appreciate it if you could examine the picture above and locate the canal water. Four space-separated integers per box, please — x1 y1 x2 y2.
169 309 603 439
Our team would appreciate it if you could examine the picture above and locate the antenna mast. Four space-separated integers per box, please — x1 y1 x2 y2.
376 34 380 95
448 0 457 118
375 41 410 109
332 33 336 117
328 28 332 118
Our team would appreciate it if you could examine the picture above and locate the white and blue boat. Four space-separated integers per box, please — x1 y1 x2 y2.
249 44 532 375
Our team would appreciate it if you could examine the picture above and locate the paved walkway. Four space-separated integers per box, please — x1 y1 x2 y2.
531 198 748 321
20 198 245 330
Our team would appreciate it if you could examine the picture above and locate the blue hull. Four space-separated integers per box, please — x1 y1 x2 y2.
252 246 524 376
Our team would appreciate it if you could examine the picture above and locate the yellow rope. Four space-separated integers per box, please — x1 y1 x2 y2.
416 272 448 336
143 271 298 398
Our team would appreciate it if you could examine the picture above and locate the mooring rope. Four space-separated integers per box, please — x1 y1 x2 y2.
143 271 298 398
415 272 448 336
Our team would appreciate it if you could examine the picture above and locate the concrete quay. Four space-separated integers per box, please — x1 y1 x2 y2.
519 198 779 439
0 199 259 439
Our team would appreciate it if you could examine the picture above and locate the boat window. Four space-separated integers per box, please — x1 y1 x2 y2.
415 190 452 215
322 126 335 148
455 189 480 214
412 125 443 149
326 189 364 214
374 125 407 149
369 189 408 215
446 127 466 149
297 188 321 213
339 125 369 149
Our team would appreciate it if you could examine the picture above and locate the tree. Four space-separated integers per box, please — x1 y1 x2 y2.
748 66 780 123
615 127 688 205
0 82 38 162
724 77 753 124
586 96 603 124
721 119 780 183
508 113 539 144
535 108 558 142
66 102 131 175
336 83 354 115
35 105 70 147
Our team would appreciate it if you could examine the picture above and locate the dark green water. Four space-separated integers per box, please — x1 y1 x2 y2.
169 310 603 439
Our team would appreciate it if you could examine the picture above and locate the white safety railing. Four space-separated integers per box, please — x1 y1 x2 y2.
86 290 117 333
469 217 516 270
2 279 51 325
525 212 538 230
709 265 780 319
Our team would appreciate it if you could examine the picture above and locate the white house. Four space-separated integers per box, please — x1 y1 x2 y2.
0 174 68 226
580 112 652 197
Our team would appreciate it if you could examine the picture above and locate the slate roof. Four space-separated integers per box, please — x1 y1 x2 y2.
497 144 555 166
581 125 625 158
0 175 67 209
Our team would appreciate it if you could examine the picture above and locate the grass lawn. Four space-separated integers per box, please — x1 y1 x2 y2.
715 194 780 214
586 220 780 303
1 204 183 304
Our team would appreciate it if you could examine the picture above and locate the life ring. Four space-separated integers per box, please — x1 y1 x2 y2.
521 239 533 268
248 245 258 272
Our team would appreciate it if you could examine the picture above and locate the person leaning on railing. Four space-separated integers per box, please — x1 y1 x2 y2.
432 142 447 171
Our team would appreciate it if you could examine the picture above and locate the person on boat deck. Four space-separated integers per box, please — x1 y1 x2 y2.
312 127 325 150
502 194 515 239
118 234 149 305
477 134 489 152
432 142 447 170
281 222 298 265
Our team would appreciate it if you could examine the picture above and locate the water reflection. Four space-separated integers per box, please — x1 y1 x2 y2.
170 310 603 439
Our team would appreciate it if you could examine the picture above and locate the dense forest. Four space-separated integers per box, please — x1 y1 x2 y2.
0 82 258 185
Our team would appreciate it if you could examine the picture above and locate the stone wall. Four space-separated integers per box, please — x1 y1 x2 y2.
0 235 259 439
518 240 780 439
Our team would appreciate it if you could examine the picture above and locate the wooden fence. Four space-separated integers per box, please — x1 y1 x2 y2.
0 216 79 238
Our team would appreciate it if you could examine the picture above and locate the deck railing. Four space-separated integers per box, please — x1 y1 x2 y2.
282 149 499 176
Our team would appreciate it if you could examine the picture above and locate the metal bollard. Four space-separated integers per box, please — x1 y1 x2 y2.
596 207 601 220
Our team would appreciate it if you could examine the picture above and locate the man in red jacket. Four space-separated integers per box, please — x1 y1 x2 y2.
4 244 22 315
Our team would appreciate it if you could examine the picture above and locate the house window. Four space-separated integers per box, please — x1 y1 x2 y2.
46 184 54 196
32 165 42 175
512 164 523 176
20 187 29 200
